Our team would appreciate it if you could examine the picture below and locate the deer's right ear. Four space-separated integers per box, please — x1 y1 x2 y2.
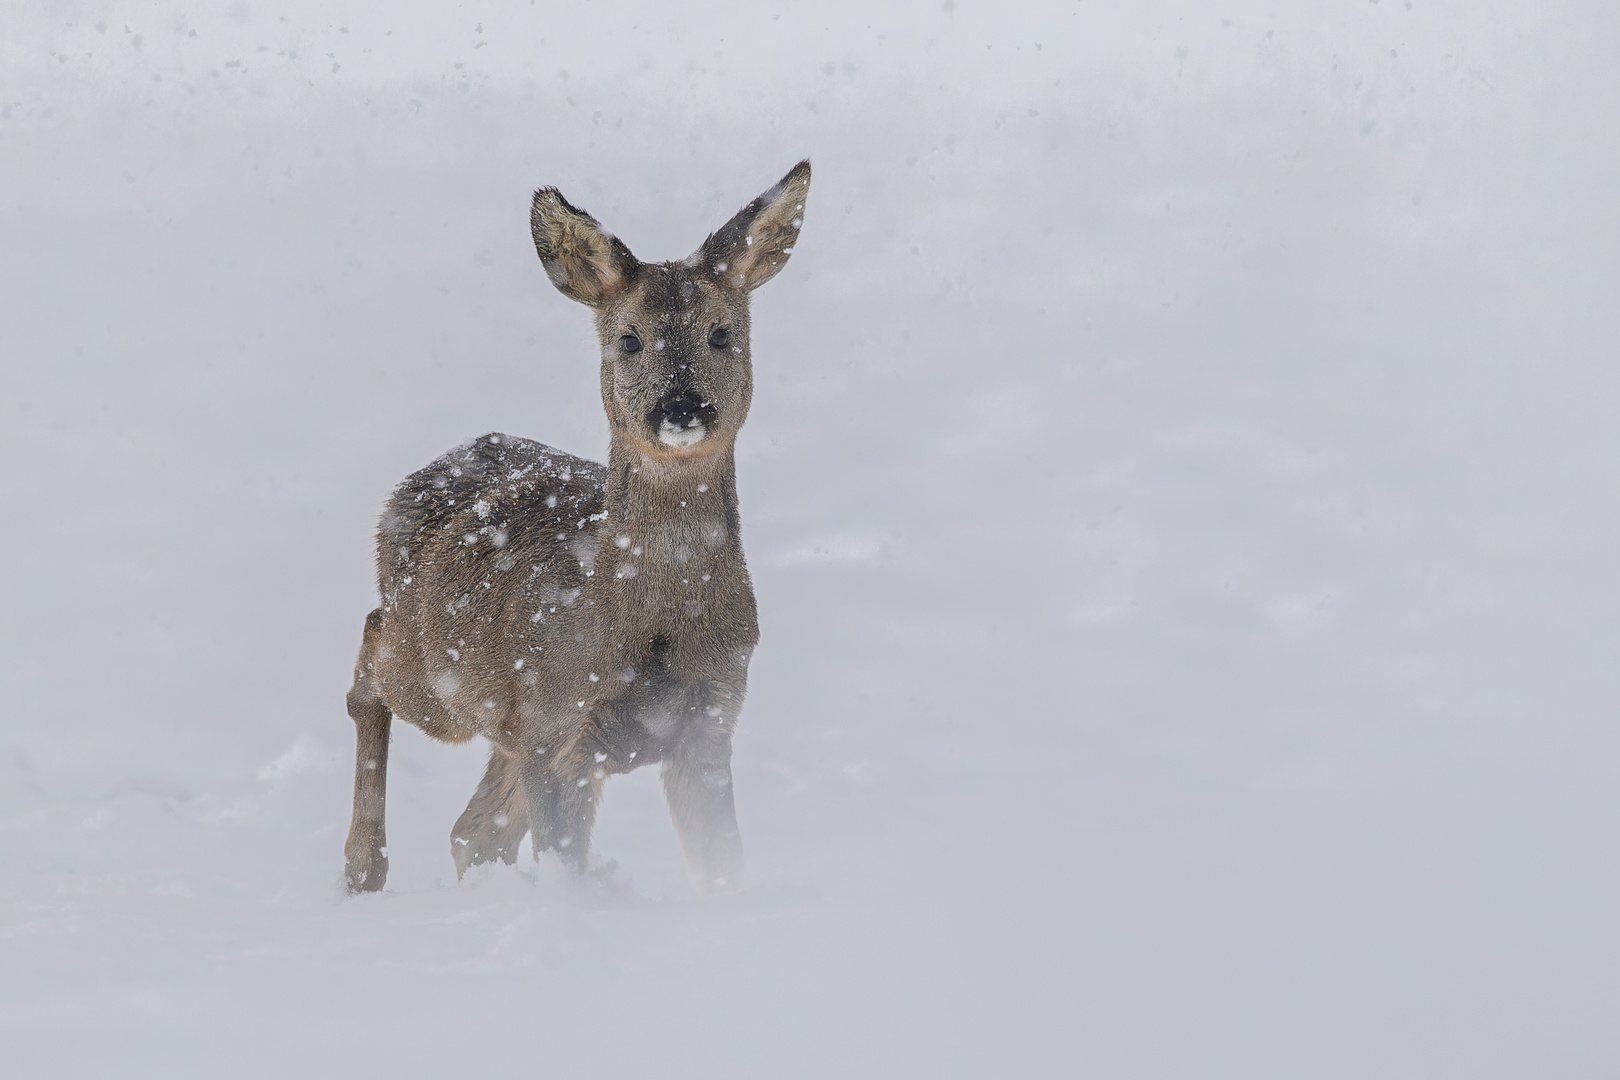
530 188 639 307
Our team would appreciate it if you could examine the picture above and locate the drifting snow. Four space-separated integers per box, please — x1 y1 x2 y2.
1 2 1617 1077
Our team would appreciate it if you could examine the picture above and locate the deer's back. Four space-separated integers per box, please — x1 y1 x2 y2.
377 433 606 590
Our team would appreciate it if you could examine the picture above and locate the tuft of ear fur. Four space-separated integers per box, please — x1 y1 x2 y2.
696 160 811 292
530 188 639 307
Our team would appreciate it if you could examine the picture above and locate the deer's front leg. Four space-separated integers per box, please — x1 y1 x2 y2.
520 741 600 873
663 708 743 895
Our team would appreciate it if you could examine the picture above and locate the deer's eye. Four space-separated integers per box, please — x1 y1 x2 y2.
619 334 643 354
708 326 729 349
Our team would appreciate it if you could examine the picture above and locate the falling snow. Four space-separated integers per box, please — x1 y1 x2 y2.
1 3 1617 1079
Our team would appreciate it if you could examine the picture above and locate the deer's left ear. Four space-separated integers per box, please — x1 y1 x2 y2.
696 160 811 292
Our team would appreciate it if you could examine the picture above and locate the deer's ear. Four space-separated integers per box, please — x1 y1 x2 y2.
530 188 639 307
696 160 811 292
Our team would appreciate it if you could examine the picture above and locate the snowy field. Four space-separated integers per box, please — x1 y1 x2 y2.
3 1 1618 1075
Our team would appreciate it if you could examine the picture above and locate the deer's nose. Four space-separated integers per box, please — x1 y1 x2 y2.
649 390 717 449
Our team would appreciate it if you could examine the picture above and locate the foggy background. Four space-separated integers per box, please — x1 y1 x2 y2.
2 1 1617 1075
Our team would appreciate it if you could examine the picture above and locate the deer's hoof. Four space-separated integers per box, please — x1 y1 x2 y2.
345 840 388 894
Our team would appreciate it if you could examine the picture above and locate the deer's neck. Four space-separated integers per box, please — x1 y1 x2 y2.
599 440 746 573
592 442 758 678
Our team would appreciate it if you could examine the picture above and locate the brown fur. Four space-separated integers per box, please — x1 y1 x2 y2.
343 161 811 895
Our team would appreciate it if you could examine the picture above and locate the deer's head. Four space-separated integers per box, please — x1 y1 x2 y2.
530 161 811 461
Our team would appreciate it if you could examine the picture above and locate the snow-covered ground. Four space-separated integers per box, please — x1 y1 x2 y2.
3 2 1617 1075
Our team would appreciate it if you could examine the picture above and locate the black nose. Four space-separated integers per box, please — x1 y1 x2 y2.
649 390 717 432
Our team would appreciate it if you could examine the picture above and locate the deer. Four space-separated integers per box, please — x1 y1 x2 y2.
342 161 811 896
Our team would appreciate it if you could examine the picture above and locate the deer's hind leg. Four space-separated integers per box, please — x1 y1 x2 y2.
452 747 531 879
344 609 393 893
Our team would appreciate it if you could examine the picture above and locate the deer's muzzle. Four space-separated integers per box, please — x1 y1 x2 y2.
650 390 717 449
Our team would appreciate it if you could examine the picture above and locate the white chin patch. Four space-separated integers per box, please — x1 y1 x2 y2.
658 419 707 448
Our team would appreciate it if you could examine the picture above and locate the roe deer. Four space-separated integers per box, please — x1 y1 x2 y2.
343 161 811 895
